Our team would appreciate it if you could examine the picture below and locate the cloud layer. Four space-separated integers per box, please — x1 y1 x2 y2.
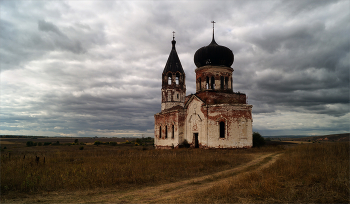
1 0 349 137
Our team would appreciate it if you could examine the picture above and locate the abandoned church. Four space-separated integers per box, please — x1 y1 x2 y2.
154 24 253 149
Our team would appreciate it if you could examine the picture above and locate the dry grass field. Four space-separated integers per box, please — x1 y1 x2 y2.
1 136 349 203
179 142 349 203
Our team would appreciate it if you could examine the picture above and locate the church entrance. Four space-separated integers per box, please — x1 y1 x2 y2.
194 133 199 148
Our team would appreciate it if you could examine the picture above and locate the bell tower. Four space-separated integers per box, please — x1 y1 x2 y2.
161 32 186 111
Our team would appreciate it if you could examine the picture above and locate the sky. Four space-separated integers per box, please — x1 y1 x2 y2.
0 0 349 137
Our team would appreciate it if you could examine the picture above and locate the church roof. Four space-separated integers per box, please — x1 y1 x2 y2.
193 23 234 68
163 38 184 74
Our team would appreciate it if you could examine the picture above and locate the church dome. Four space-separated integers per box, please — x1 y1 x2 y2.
194 32 234 68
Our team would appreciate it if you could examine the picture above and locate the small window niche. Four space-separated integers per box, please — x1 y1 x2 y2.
165 126 168 139
159 126 162 139
172 125 174 139
220 121 225 138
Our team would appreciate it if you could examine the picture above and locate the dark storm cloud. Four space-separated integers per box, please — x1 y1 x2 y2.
0 0 349 137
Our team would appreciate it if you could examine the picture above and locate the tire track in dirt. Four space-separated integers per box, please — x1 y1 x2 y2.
4 152 281 203
91 152 282 203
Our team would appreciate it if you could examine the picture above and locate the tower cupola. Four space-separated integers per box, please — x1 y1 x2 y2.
194 22 234 93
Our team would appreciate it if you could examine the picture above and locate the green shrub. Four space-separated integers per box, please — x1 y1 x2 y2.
110 142 117 146
26 141 34 147
181 139 190 148
43 142 51 146
135 138 141 144
38 142 42 146
79 146 84 150
253 132 265 147
74 139 79 144
94 141 101 146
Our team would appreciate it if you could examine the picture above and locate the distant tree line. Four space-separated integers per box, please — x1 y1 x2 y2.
1 135 48 138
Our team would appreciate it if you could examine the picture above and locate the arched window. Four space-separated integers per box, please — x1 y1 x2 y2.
206 76 209 89
225 77 228 89
165 126 168 139
220 76 224 90
159 126 162 139
211 76 215 90
220 121 225 138
172 125 174 139
168 73 172 85
176 73 179 85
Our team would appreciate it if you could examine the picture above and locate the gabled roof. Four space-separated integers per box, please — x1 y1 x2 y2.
184 94 206 108
163 39 184 74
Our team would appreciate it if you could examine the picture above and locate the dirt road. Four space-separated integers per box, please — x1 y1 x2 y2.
6 152 281 203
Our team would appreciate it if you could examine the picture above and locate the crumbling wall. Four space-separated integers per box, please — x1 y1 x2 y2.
206 104 253 148
154 109 184 149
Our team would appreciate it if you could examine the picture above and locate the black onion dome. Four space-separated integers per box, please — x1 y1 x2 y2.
194 36 234 68
163 40 184 74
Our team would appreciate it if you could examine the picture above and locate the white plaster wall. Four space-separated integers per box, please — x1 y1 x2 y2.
154 124 180 148
185 98 207 146
206 104 253 148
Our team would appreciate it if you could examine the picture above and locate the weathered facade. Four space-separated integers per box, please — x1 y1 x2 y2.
154 28 253 149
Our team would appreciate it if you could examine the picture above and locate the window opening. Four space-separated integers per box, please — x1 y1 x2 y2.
225 77 228 89
176 73 180 85
220 76 224 90
159 126 162 139
206 77 209 89
168 73 172 85
165 126 168 139
177 94 179 99
211 76 215 90
172 125 174 139
220 121 225 138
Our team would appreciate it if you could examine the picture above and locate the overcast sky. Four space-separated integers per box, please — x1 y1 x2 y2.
1 0 349 137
